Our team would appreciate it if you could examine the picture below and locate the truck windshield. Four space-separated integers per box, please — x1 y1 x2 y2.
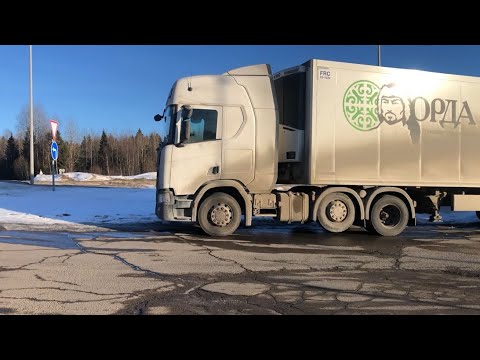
158 105 176 147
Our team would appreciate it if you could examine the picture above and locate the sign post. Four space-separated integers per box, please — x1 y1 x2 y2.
51 140 58 191
50 120 59 191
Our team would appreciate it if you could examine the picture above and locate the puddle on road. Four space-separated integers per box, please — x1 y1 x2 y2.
0 231 80 249
0 230 150 250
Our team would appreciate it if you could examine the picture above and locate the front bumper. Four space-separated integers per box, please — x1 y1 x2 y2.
155 189 193 222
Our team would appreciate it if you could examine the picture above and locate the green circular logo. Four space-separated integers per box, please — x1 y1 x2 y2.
343 80 380 131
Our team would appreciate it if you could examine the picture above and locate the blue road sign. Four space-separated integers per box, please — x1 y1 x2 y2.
51 141 58 161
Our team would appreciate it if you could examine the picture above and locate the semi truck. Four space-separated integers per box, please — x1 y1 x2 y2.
154 58 480 237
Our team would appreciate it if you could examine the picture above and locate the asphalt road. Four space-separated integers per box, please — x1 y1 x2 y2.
1 221 480 314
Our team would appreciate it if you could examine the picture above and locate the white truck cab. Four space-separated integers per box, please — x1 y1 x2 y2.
155 64 278 236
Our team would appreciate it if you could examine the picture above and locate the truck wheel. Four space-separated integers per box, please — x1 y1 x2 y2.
198 192 241 237
317 192 355 233
370 195 408 236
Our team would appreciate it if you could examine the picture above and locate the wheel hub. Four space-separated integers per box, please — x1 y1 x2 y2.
380 205 400 227
210 203 233 227
327 200 348 222
380 211 389 221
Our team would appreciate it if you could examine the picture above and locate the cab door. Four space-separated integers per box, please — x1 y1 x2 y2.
170 106 222 195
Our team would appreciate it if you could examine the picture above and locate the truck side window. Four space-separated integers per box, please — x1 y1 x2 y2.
186 109 218 143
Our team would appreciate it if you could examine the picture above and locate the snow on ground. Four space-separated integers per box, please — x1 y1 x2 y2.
1 172 480 232
34 171 156 183
0 174 158 231
110 173 157 180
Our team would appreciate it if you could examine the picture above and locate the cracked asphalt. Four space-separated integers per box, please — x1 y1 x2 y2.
1 221 480 314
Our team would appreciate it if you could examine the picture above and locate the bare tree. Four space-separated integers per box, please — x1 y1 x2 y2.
64 119 80 172
15 104 49 139
15 105 50 175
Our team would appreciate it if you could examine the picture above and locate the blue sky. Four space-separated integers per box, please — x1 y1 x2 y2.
2 45 480 139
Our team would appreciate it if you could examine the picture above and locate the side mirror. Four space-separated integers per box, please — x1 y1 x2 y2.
154 114 163 122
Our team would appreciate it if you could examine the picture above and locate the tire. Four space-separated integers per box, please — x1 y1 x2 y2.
370 195 409 236
317 192 355 233
198 192 241 236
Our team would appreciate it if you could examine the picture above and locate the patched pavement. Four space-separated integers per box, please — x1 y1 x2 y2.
1 222 480 314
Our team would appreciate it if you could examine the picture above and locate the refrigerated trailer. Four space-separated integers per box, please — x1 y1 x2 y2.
154 58 480 236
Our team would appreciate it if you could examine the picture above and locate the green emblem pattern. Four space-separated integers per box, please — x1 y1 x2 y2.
343 80 380 131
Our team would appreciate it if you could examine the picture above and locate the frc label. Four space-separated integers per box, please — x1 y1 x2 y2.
319 69 331 80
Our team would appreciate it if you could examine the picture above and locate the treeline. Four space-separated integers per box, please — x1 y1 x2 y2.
0 129 160 180
0 105 160 180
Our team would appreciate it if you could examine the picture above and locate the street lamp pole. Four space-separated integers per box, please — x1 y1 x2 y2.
378 45 381 66
29 45 34 185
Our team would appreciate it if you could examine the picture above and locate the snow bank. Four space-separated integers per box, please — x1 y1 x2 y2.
34 172 156 182
109 172 157 180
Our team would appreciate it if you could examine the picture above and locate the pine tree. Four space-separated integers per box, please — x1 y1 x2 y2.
0 135 7 179
135 128 145 174
55 130 69 171
76 135 93 172
98 130 110 175
41 131 53 175
5 134 20 179
77 136 87 172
